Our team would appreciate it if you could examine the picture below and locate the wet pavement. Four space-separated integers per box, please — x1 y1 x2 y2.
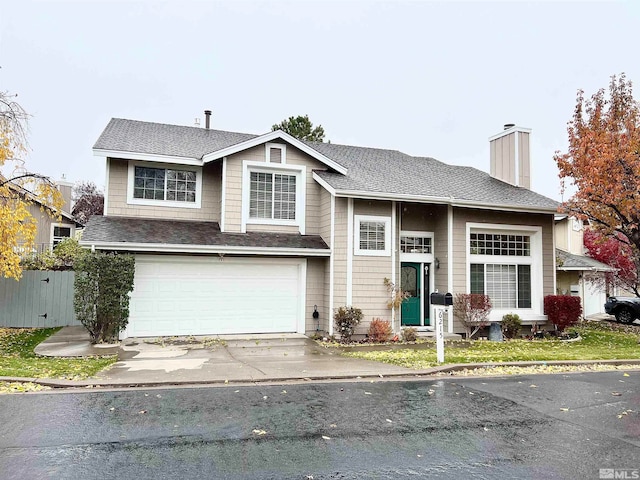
0 370 638 479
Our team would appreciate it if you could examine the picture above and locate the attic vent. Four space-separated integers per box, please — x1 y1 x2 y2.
270 147 282 164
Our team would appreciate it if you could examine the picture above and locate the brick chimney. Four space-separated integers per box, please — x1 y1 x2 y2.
489 124 531 189
55 176 74 214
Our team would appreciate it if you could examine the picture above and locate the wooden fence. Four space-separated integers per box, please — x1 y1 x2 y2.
0 271 80 328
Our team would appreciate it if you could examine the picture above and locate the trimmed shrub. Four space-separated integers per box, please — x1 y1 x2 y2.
367 318 392 343
334 306 363 343
544 295 582 332
501 313 522 339
401 327 418 342
74 252 135 343
453 293 492 339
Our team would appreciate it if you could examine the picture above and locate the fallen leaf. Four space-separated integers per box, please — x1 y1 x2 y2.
224 380 229 384
623 373 630 377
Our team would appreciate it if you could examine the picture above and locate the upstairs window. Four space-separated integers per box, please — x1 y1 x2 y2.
355 215 391 256
133 166 197 203
249 171 296 220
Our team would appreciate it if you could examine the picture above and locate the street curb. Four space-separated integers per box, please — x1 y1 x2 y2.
3 358 640 389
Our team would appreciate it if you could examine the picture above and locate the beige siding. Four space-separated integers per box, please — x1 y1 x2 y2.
106 158 221 221
246 224 300 234
319 188 332 247
555 217 584 255
318 189 333 333
26 204 75 248
451 207 555 332
333 197 348 309
305 258 327 333
29 204 54 246
555 218 569 251
223 143 327 234
350 200 394 334
518 131 531 189
490 134 515 185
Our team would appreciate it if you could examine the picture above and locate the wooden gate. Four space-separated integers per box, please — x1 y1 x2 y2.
0 271 80 328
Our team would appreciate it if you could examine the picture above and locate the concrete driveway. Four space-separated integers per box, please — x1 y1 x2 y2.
92 333 415 385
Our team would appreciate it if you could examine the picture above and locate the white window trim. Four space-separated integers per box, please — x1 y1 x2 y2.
126 161 203 209
466 223 544 321
241 160 306 234
51 223 75 249
354 214 391 257
265 143 286 164
399 230 435 262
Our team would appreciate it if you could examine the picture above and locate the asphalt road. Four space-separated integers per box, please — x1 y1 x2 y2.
0 371 639 479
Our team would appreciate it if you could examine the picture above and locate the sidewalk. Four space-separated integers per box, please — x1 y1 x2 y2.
24 326 420 388
5 321 638 389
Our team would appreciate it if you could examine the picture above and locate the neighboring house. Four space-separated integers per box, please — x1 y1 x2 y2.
555 215 616 317
2 174 79 253
83 117 559 338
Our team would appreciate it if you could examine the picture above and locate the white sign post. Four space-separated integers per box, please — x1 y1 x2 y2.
435 306 445 364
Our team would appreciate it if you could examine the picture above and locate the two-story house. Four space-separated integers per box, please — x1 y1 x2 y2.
82 116 559 338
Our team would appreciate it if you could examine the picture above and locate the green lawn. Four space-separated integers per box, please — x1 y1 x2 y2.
0 328 116 380
344 321 640 369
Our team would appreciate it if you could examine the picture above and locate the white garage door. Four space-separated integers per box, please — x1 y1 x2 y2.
126 255 306 337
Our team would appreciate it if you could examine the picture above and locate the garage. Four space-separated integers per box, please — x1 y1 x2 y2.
125 255 306 337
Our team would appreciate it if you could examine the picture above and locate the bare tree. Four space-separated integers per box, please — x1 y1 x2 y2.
72 181 104 225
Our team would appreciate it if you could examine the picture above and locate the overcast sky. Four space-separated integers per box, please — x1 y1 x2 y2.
2 0 639 201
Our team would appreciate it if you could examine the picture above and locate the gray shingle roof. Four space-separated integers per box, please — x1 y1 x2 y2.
82 216 329 251
93 118 559 211
556 249 616 271
94 118 258 159
308 141 559 210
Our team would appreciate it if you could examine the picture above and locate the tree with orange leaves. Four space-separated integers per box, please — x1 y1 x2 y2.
0 91 63 279
555 74 640 296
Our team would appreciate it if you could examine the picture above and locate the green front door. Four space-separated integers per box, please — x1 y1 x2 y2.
401 263 421 326
401 262 431 327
